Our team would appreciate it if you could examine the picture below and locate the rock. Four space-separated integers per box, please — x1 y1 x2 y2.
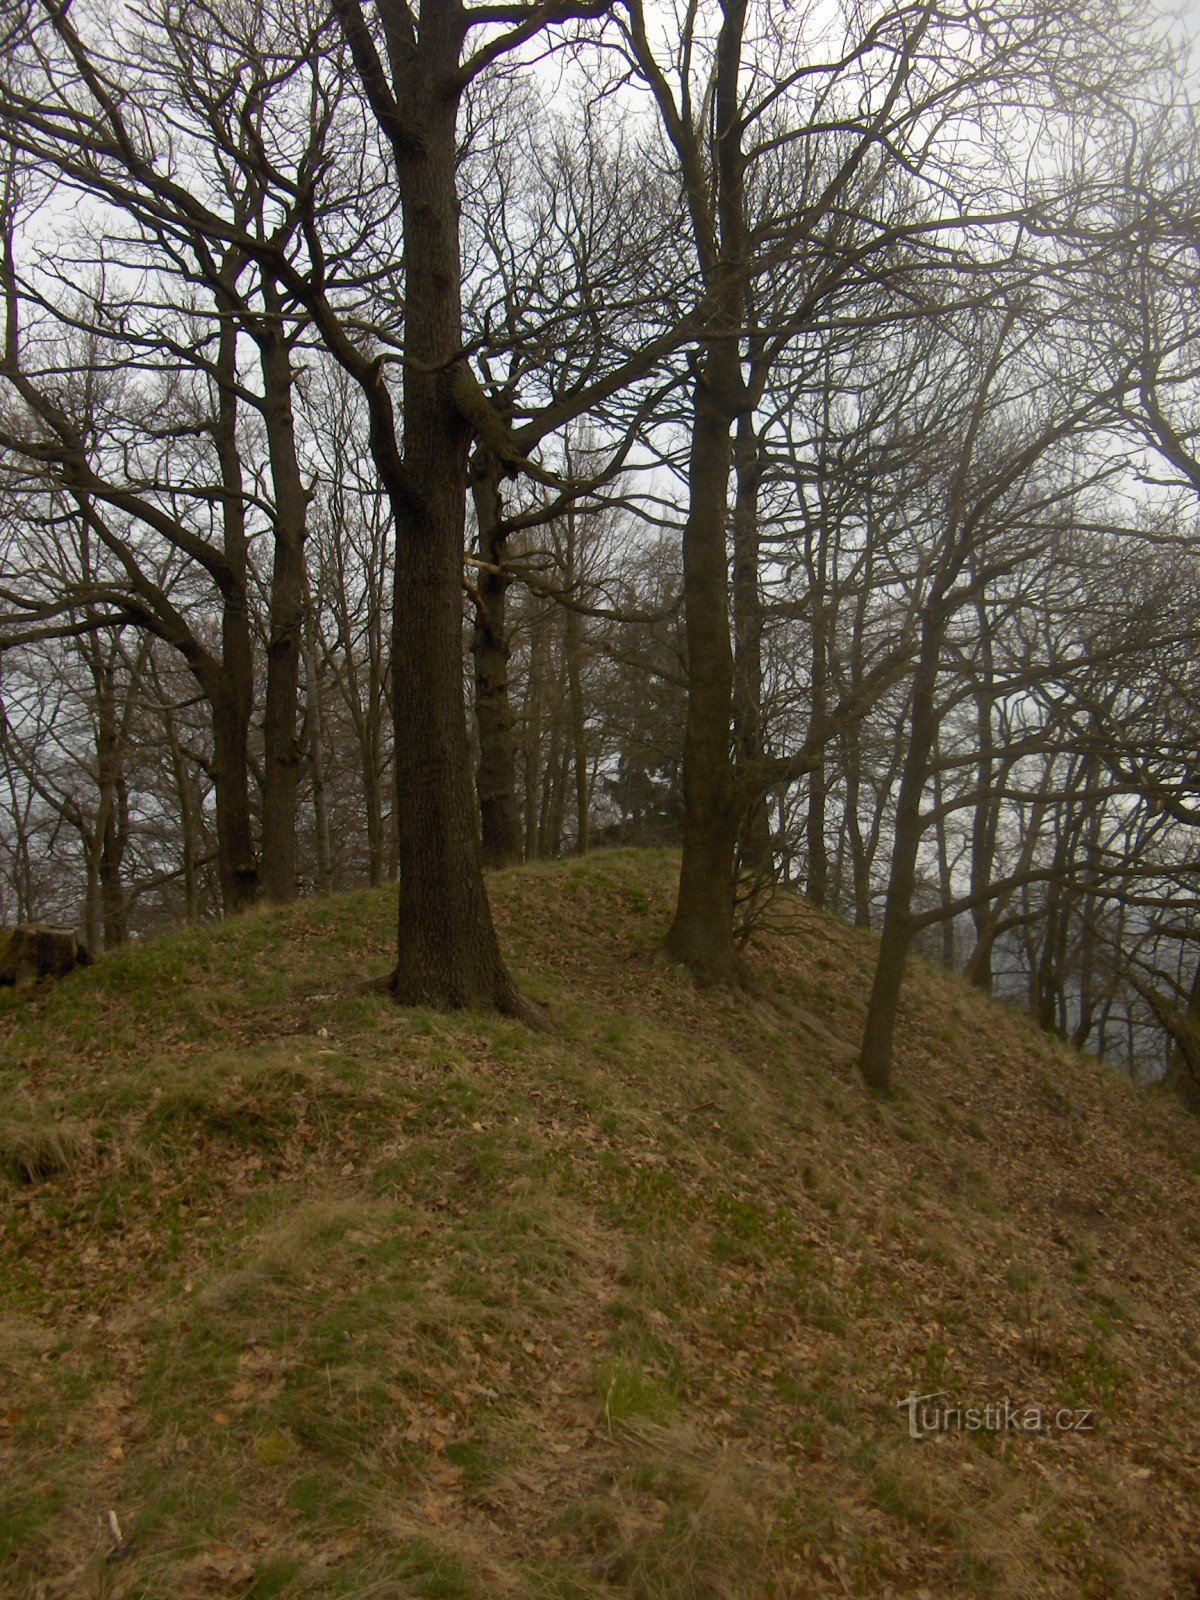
0 925 91 987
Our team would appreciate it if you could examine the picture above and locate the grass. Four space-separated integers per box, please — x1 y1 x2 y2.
1 849 1199 1598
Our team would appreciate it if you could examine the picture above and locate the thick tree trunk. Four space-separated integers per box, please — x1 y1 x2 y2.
82 858 101 956
212 312 259 911
258 289 308 903
389 23 519 1012
211 682 258 912
665 369 741 982
662 0 747 986
470 451 522 867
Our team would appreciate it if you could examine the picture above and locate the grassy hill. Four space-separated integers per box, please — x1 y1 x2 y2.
2 849 1199 1600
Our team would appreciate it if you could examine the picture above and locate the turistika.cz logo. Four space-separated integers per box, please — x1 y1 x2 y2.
897 1391 1095 1440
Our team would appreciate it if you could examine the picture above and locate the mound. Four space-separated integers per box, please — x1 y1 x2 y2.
1 851 1198 1598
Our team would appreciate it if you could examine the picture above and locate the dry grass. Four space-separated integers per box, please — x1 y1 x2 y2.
1 850 1199 1598
0 1115 95 1184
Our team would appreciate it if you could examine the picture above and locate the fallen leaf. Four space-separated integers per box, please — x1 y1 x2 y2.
254 1430 293 1465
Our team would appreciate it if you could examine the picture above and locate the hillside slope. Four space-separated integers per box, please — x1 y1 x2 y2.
1 850 1199 1600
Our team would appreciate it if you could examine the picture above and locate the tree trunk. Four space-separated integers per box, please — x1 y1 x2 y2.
0 740 36 926
258 285 308 903
92 653 128 947
302 595 333 894
211 681 258 912
388 17 520 1012
563 500 590 855
536 685 561 857
1164 956 1200 1088
538 700 568 857
82 855 101 956
212 311 259 911
662 0 747 986
806 592 830 909
842 722 872 928
364 732 386 887
1069 750 1103 1048
522 608 546 859
964 777 1051 991
470 450 522 867
99 766 129 947
732 405 770 879
967 594 998 990
931 751 955 969
324 480 388 887
665 367 741 982
859 615 943 1090
1030 797 1074 1039
843 562 875 928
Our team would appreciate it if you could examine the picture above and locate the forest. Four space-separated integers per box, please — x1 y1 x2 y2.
0 0 1198 1093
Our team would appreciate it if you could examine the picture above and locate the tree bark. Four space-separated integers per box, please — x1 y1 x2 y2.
563 504 590 855
98 759 129 948
210 680 258 911
664 365 741 981
90 648 129 948
323 471 389 886
805 587 831 910
387 7 520 1012
732 404 770 879
966 592 999 989
663 0 748 985
302 589 333 894
211 312 259 911
931 749 956 969
842 720 873 928
843 552 876 928
858 612 944 1090
470 450 522 867
257 282 308 903
521 605 547 858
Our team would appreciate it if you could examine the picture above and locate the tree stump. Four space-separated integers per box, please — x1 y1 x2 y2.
0 926 91 988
